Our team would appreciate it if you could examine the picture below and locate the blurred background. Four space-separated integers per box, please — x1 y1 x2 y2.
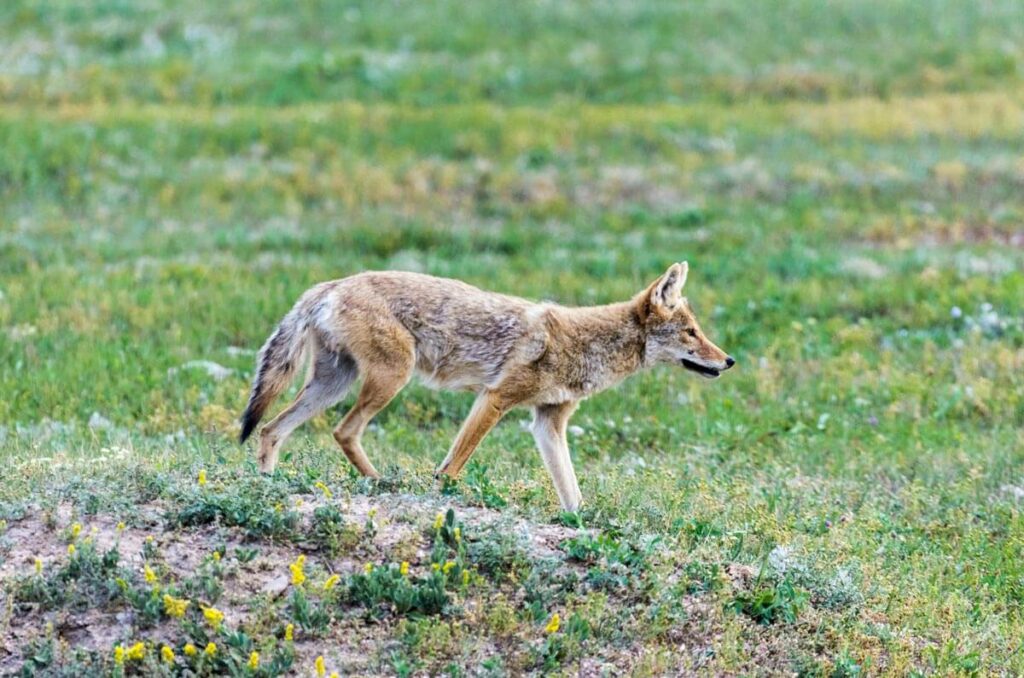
1 1 1024 671
2 0 1022 438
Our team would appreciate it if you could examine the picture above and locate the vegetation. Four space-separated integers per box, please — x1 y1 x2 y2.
1 0 1023 674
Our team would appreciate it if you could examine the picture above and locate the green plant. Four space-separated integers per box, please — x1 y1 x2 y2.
461 463 508 509
345 563 451 618
831 652 864 677
12 540 122 613
466 524 532 580
168 478 300 540
287 588 331 636
235 547 259 564
729 578 807 625
682 561 723 593
309 505 355 557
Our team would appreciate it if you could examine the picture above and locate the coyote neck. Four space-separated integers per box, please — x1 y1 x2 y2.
550 300 647 394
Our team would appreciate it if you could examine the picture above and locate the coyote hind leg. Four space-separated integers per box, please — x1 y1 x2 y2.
333 355 414 478
257 347 358 473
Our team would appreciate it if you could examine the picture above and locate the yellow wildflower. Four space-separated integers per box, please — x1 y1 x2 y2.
248 651 259 669
202 606 225 629
431 562 440 572
161 645 175 664
162 594 190 618
314 481 332 499
284 623 294 642
34 557 42 575
183 643 197 657
290 554 306 586
433 513 443 530
368 508 377 519
399 561 409 576
67 544 76 556
126 642 146 661
197 469 207 486
144 564 157 584
116 521 125 532
295 498 303 507
146 535 154 543
212 550 221 562
330 673 340 678
204 642 217 657
363 562 373 575
70 523 82 540
462 570 470 586
454 527 461 543
315 655 326 677
544 613 560 634
442 560 456 575
323 574 340 591
113 645 125 665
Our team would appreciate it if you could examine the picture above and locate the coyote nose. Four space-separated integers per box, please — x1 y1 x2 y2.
725 356 735 368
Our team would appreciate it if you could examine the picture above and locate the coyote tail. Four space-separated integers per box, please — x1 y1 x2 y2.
239 304 309 443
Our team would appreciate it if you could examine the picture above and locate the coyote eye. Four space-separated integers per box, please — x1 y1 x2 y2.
686 328 697 338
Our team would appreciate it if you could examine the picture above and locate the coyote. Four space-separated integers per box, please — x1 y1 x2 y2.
239 263 734 511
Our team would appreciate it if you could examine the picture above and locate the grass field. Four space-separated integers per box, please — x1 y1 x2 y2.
2 1 1024 675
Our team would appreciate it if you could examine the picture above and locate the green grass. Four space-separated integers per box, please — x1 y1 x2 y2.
2 0 1023 106
1 1 1024 675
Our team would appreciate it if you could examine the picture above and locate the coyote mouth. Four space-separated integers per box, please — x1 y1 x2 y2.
681 358 721 379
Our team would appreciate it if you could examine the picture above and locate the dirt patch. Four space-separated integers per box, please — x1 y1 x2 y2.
0 488 870 675
0 491 587 674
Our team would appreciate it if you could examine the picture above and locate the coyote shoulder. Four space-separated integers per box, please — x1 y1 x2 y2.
240 263 734 511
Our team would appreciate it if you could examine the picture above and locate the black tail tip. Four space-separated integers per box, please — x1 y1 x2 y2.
239 407 259 444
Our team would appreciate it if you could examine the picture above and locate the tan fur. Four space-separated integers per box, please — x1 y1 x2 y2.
240 264 733 511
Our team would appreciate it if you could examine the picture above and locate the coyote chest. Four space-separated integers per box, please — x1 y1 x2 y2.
531 348 636 404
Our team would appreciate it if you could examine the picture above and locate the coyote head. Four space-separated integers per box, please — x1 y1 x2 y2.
639 262 735 379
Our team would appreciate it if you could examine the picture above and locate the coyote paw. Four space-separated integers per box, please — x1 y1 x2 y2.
256 452 277 474
560 495 584 513
432 468 457 485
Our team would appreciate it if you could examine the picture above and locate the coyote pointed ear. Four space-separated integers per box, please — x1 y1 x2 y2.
647 262 688 318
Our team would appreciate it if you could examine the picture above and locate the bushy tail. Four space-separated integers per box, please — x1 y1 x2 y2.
239 306 309 443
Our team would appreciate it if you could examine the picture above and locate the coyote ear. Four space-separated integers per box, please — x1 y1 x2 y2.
649 262 688 316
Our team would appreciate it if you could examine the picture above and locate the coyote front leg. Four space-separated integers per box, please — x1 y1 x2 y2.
436 390 508 478
531 401 582 511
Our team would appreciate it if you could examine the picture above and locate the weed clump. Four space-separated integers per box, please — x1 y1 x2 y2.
168 477 300 540
12 539 121 612
308 505 358 557
729 577 807 624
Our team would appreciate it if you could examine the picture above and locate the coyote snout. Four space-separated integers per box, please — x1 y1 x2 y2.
240 262 734 511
